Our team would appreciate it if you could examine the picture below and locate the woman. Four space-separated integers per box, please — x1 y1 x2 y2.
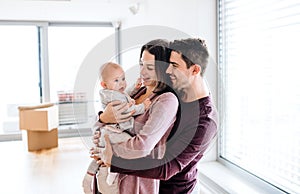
94 39 180 194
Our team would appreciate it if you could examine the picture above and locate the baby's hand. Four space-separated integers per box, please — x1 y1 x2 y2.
143 98 151 110
130 99 136 106
135 78 142 89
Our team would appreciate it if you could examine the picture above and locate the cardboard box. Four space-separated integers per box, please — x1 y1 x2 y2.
19 104 58 131
22 128 58 151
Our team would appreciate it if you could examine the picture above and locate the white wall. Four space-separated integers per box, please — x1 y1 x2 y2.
0 0 218 161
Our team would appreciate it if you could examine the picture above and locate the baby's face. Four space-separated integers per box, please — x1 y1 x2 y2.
103 67 127 93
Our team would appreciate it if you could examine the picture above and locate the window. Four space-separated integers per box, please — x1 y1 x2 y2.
0 25 40 136
48 25 114 102
48 25 114 126
0 21 117 140
121 45 142 89
218 0 300 193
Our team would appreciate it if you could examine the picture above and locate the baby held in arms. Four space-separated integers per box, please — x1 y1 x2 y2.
82 62 151 194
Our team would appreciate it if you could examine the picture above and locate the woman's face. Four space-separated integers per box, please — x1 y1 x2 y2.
140 50 157 87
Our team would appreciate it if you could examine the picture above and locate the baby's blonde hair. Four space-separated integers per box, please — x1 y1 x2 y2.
99 62 122 81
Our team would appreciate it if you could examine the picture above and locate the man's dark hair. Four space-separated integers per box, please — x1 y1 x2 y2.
170 38 209 76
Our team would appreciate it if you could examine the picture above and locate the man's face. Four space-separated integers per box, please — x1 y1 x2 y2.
166 51 193 91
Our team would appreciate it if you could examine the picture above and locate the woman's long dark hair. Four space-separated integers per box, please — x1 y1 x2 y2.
139 39 171 94
139 39 181 141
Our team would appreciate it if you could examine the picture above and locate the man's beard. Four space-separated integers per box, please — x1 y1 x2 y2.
173 81 191 101
175 88 186 100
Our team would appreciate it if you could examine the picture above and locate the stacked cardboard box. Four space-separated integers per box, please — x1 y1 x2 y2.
18 103 59 151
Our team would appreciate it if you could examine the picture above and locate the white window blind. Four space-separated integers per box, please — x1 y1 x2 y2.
218 0 300 193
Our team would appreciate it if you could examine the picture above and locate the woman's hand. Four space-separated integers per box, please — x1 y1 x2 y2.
100 101 135 123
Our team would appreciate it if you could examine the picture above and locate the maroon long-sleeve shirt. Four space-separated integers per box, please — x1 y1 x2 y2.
110 96 218 194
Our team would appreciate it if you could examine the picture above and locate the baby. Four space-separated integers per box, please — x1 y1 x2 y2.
83 62 151 194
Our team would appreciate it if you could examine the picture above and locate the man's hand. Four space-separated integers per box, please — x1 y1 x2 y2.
82 173 93 194
90 135 112 167
93 131 100 146
101 134 113 167
100 101 135 123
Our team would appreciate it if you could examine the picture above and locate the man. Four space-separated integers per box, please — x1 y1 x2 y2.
96 38 218 194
